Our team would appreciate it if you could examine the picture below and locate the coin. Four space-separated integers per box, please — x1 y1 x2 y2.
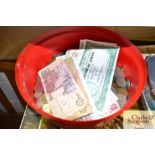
114 67 125 79
117 88 128 97
116 76 127 88
117 93 127 108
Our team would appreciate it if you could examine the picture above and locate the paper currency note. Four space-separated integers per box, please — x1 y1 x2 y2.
77 91 120 121
38 58 93 120
66 48 119 114
79 39 118 49
77 101 120 121
64 58 94 117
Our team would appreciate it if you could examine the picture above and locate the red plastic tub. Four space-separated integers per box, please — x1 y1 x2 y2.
15 27 147 128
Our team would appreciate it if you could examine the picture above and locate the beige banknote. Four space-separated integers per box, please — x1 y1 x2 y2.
79 39 118 49
38 58 93 120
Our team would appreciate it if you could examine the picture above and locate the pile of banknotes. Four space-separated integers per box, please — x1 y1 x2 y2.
34 39 130 121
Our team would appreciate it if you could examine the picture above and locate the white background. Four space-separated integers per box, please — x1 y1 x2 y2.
0 0 155 25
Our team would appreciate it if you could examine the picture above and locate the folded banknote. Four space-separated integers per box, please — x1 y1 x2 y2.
38 58 94 120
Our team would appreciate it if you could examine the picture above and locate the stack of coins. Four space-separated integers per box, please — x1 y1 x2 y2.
112 67 130 108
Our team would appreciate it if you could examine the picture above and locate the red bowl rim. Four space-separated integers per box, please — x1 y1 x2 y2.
15 26 147 126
